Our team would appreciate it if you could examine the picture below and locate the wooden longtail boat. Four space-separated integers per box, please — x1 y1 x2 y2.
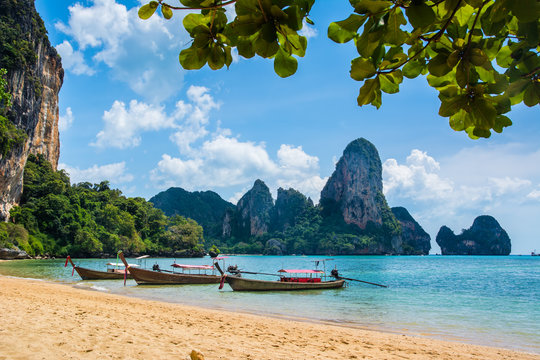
215 263 345 291
65 255 135 280
118 251 222 285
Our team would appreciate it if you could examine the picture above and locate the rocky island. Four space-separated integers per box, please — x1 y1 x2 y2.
436 215 511 255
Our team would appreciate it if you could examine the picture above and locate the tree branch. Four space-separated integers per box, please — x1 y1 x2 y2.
159 0 236 11
378 0 463 75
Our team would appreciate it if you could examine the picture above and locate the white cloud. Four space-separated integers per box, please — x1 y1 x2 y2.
527 188 540 201
382 147 540 253
59 162 134 185
55 0 190 102
147 87 326 201
92 100 174 149
59 107 74 132
299 20 318 39
55 41 95 75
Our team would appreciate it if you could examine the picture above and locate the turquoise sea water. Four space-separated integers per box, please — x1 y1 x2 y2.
0 255 538 354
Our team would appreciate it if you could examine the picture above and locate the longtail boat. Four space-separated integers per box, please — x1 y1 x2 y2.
64 255 136 280
118 251 222 285
214 263 345 291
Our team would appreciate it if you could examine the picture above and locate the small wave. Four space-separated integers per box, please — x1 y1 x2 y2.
72 283 110 292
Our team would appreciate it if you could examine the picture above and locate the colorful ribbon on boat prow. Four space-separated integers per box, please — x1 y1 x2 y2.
64 255 75 276
219 274 227 290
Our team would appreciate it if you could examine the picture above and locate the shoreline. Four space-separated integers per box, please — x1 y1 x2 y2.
0 275 538 359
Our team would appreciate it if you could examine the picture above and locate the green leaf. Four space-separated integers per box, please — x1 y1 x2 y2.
465 0 483 8
179 47 208 70
510 0 540 23
384 8 408 45
184 14 208 35
355 28 382 58
428 53 452 77
274 48 298 78
506 78 530 97
439 95 467 117
405 3 436 29
456 60 469 88
353 0 393 14
454 5 474 27
350 58 377 81
138 2 158 20
284 6 303 31
208 45 226 70
357 78 381 108
496 46 513 68
523 82 540 107
403 59 425 78
161 5 173 20
254 36 279 58
379 71 402 94
469 48 487 66
493 115 512 133
328 14 367 43
237 37 256 58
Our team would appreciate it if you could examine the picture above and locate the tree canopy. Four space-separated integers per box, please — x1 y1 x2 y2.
8 154 208 257
137 0 539 138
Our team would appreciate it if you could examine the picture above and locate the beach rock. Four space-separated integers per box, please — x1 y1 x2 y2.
264 238 286 255
0 247 28 259
270 187 314 232
189 350 205 360
0 0 64 220
392 207 431 255
436 215 511 255
234 179 274 237
320 138 395 230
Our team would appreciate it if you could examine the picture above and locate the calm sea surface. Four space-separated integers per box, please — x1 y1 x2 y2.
1 255 538 353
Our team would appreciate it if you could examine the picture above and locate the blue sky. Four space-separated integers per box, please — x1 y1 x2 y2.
36 0 540 254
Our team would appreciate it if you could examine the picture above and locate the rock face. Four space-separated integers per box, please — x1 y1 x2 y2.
436 215 511 255
320 138 386 229
0 0 63 220
0 247 28 259
235 180 274 237
392 207 431 255
270 188 313 232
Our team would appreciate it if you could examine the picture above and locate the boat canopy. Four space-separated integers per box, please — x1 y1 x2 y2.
135 255 150 259
214 256 228 260
106 262 139 267
171 264 214 270
278 269 324 274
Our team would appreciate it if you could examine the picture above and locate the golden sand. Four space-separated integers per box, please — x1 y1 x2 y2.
0 275 537 360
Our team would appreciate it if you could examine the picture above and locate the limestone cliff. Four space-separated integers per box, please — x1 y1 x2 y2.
320 138 386 229
235 179 274 237
270 187 313 232
319 138 402 254
391 207 431 255
0 0 63 220
436 215 511 255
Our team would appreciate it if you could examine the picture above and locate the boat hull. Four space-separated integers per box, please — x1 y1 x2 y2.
128 266 221 285
225 276 345 291
74 266 132 280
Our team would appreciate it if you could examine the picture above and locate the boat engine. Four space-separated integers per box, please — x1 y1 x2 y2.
153 263 161 272
227 265 240 274
331 269 340 278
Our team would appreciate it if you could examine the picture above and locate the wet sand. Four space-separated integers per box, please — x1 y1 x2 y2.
0 275 538 360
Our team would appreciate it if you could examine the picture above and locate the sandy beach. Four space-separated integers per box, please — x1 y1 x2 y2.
0 275 537 360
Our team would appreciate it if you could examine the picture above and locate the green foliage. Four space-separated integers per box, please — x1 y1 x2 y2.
0 222 32 254
0 68 26 157
140 0 539 138
9 154 208 257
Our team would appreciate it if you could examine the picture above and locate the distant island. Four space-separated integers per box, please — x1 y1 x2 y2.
436 215 511 255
